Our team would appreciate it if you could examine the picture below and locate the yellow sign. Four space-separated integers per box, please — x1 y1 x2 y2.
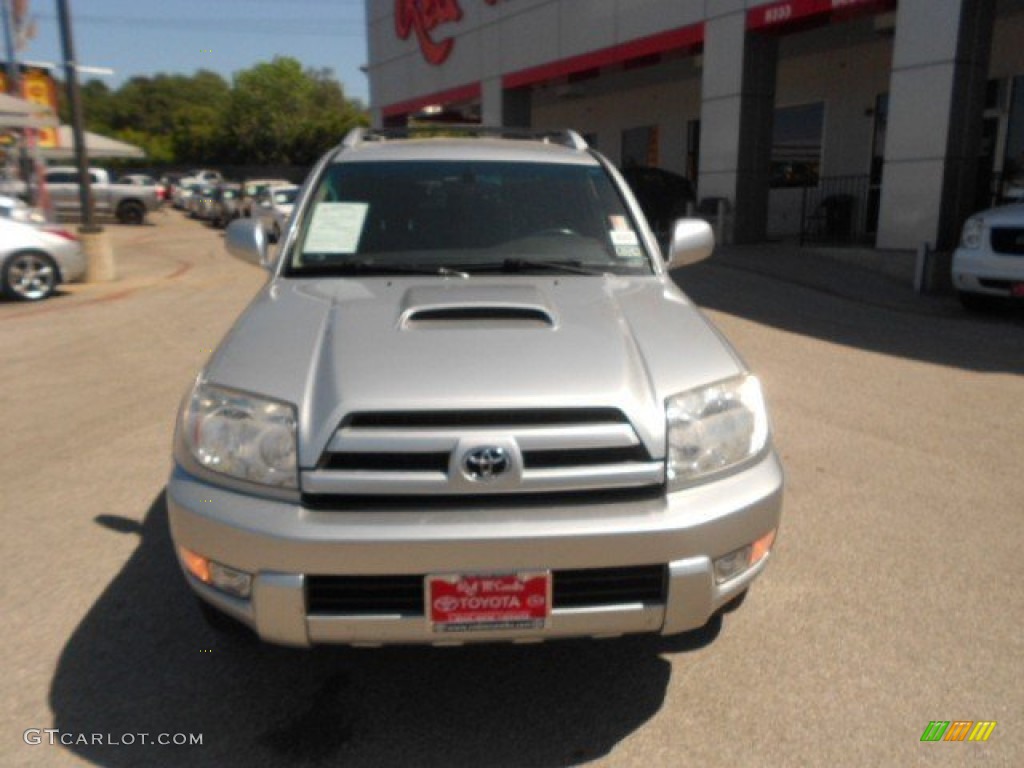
0 66 60 148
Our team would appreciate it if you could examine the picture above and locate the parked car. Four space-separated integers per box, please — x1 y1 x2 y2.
240 178 291 218
172 181 202 211
185 169 224 186
253 184 298 242
44 166 160 225
211 184 242 228
187 184 218 220
952 202 1024 310
0 194 46 224
621 166 696 235
169 127 784 647
0 217 85 301
119 173 167 202
193 184 221 222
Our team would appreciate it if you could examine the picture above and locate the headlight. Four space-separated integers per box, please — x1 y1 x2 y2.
666 375 769 489
960 217 983 249
182 381 298 488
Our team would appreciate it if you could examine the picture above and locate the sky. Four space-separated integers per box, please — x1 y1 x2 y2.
15 0 370 103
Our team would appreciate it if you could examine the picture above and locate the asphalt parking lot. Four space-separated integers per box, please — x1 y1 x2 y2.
1 211 1021 767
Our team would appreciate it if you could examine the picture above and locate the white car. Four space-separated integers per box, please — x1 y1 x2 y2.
0 217 86 301
0 194 46 224
254 184 298 242
952 203 1024 310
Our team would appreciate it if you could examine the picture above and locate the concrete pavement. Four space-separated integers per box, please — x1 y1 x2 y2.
1 211 1020 767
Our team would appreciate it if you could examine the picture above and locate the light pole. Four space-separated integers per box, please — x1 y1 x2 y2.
56 0 114 281
2 1 18 93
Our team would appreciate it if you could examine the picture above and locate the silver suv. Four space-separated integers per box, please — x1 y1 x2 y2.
169 128 783 647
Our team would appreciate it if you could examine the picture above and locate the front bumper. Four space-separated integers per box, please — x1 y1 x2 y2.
57 246 86 284
167 452 784 647
952 247 1024 296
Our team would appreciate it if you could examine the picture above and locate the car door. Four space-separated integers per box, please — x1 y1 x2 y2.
44 171 79 213
89 172 113 215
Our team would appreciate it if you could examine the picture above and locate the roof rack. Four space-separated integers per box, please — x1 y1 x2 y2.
341 125 589 151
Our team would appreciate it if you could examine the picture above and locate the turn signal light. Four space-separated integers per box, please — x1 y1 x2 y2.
179 546 211 584
750 529 776 565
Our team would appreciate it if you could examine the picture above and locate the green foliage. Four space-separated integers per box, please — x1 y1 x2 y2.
74 59 367 166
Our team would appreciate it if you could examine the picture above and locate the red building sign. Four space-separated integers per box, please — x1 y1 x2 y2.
748 0 895 32
395 0 502 65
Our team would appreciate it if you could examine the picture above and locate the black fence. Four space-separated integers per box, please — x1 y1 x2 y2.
799 175 874 247
985 171 1024 208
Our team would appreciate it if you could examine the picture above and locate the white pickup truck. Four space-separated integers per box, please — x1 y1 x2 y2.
44 166 161 225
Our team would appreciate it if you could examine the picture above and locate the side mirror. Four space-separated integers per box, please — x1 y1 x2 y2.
225 218 272 271
666 218 714 269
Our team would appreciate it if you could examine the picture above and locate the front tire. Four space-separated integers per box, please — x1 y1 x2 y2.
116 200 146 225
2 251 58 301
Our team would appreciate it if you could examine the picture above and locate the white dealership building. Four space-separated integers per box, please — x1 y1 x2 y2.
366 0 1024 252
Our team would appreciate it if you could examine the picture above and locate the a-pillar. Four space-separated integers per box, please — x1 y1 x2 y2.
876 0 995 251
698 6 778 244
482 76 532 128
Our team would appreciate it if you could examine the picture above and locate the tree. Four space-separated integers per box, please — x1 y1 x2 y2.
224 57 366 165
56 61 367 166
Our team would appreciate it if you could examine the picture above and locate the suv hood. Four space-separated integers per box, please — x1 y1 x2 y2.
205 275 744 467
973 203 1024 226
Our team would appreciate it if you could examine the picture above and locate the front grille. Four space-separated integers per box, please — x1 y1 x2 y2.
523 445 649 468
322 453 449 472
346 409 629 428
305 408 664 497
990 227 1024 256
553 565 666 608
978 278 1013 291
320 445 650 473
306 565 667 616
307 575 423 615
301 485 664 510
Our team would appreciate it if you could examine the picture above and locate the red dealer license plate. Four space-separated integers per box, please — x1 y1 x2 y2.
427 571 551 633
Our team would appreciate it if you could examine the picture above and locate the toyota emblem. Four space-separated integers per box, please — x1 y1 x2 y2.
462 446 511 481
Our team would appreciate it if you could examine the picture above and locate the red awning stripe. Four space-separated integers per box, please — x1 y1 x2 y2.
381 81 483 118
502 23 704 90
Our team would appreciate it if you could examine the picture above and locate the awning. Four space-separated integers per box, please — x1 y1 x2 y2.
39 126 146 159
0 92 58 128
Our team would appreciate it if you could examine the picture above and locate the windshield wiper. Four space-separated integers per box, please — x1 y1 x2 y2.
294 261 469 278
463 258 605 276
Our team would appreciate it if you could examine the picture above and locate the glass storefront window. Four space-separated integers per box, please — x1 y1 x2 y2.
1004 75 1024 198
771 102 824 188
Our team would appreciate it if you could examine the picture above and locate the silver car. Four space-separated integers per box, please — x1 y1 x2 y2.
169 128 784 647
1 217 86 301
253 184 298 242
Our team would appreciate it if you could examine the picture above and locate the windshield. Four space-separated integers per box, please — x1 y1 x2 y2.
287 160 652 276
273 188 298 205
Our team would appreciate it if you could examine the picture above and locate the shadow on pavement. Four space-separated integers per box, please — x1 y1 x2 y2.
675 260 1024 375
50 492 712 767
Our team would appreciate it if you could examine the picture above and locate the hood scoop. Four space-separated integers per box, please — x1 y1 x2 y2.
399 285 557 329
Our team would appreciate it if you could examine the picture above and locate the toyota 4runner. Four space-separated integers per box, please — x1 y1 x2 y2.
168 127 784 647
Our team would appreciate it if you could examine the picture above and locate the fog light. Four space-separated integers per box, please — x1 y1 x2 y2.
179 547 211 584
209 561 252 598
714 545 752 584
